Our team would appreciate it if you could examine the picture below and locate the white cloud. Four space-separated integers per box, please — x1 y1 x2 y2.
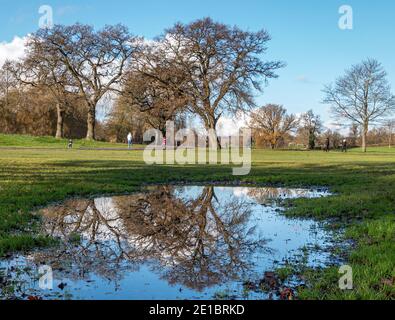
217 113 251 136
323 120 349 135
0 36 27 67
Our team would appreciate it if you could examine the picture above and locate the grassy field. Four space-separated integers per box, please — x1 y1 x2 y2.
0 134 394 299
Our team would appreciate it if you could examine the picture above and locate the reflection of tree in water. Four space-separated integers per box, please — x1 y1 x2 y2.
116 186 267 290
36 186 267 291
38 199 140 283
245 187 313 204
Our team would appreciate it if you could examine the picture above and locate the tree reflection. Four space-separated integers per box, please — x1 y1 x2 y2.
36 186 268 291
38 199 140 282
243 187 318 204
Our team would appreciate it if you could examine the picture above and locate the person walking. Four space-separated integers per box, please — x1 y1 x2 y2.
342 139 348 152
127 132 133 150
325 137 330 152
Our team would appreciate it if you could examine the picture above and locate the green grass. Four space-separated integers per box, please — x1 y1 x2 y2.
0 134 394 299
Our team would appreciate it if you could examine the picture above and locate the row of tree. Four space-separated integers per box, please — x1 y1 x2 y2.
1 19 394 151
249 58 395 152
0 18 284 145
250 106 318 149
249 104 395 150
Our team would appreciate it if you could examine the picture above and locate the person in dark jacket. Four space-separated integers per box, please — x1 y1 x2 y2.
325 137 330 152
342 139 348 152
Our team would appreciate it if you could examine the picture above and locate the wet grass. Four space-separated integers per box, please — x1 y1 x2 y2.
0 135 394 299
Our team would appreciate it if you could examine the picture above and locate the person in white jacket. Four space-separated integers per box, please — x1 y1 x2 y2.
127 132 133 149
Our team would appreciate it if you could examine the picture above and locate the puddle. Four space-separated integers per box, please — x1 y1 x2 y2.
0 186 335 300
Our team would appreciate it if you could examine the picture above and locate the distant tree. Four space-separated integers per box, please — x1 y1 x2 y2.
383 119 395 148
0 83 87 137
300 110 323 150
137 17 285 147
0 63 19 133
32 24 140 140
323 59 395 152
348 123 360 147
332 131 343 150
365 127 389 146
0 61 16 111
105 98 147 143
249 104 298 149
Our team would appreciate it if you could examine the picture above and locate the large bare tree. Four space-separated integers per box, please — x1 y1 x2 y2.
33 24 140 140
120 70 188 136
323 59 395 152
300 110 323 150
249 104 298 149
136 17 284 146
8 38 79 139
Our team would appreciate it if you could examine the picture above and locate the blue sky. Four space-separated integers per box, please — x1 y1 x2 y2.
0 0 394 128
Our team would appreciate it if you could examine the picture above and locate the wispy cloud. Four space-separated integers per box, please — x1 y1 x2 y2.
296 75 311 84
217 113 251 136
323 120 350 134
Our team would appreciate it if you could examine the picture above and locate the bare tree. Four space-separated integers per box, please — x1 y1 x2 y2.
105 98 148 143
7 38 79 139
120 70 188 136
33 24 140 140
383 119 395 148
300 110 323 150
249 104 298 149
323 59 395 152
0 63 19 133
136 17 285 146
348 123 360 147
0 61 16 112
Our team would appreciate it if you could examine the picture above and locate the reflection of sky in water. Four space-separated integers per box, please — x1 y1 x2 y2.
1 186 334 300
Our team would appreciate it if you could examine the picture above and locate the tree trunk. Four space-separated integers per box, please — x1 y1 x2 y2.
55 104 64 139
205 114 221 149
86 106 96 141
362 121 369 153
308 132 315 150
216 135 222 149
205 124 220 149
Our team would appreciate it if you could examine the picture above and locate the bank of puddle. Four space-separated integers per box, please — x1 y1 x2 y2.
1 186 340 300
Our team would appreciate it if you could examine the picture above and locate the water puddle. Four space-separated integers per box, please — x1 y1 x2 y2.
0 186 335 300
